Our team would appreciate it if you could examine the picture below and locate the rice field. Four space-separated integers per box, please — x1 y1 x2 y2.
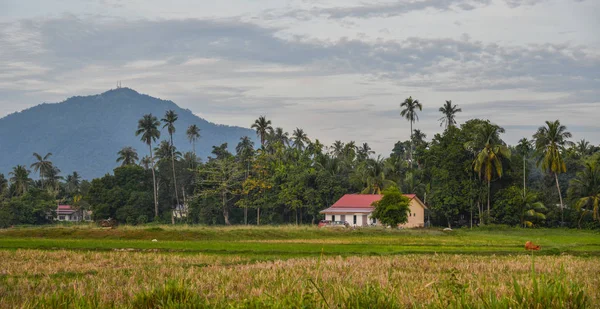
1 226 599 308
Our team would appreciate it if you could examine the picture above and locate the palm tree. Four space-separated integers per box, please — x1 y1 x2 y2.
162 110 180 217
569 161 600 223
438 100 462 129
140 156 153 170
154 140 182 161
30 152 53 189
9 165 31 196
520 191 547 228
186 124 201 156
533 120 573 224
400 96 423 166
357 143 375 160
45 166 63 192
136 114 161 218
251 116 273 147
360 156 395 194
469 122 510 223
516 138 532 197
0 174 7 196
291 128 309 151
575 139 591 158
116 147 139 166
65 171 81 195
268 127 289 148
331 141 345 158
236 136 255 225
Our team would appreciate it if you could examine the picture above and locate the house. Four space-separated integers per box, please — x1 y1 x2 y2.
319 194 427 228
55 205 92 222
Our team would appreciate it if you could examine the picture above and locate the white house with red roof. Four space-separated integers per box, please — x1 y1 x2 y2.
55 205 92 222
319 194 427 228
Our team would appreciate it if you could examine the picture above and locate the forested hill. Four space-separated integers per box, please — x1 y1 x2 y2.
0 88 255 179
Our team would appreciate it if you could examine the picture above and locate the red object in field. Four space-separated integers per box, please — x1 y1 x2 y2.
318 220 330 227
525 241 541 251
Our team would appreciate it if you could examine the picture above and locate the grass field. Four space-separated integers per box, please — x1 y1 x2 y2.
1 225 599 308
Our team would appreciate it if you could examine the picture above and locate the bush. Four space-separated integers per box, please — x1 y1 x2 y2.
137 215 148 225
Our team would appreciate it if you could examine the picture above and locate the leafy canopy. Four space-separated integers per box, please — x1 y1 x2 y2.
371 186 410 227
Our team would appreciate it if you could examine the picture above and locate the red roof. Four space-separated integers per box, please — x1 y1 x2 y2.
320 194 420 214
58 205 73 210
330 194 416 208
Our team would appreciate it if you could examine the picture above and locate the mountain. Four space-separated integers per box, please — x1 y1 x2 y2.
0 88 256 179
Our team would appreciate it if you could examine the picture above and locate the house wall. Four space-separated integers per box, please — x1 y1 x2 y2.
399 199 425 228
325 213 369 226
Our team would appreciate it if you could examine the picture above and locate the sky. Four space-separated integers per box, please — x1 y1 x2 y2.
1 0 599 155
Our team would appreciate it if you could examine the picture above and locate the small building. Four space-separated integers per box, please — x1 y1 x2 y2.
319 194 427 228
55 205 92 222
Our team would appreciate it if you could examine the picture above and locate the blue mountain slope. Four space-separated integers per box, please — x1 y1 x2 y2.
0 88 256 179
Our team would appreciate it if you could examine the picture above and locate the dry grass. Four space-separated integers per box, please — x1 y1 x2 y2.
1 249 599 308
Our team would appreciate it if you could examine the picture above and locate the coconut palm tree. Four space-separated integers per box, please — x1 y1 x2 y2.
520 191 547 228
140 156 153 170
136 114 161 218
357 142 375 161
400 96 423 166
331 141 345 158
267 127 289 148
45 166 63 192
30 152 53 189
0 174 7 196
516 138 532 197
154 140 182 161
438 100 462 129
360 156 395 194
9 165 31 196
533 120 573 224
186 124 201 156
569 161 600 223
575 139 591 158
162 110 180 216
469 122 510 223
251 116 273 147
116 147 139 166
291 128 309 151
65 171 81 195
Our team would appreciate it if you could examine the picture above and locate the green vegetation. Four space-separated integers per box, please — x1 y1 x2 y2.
1 96 600 230
1 227 599 308
371 187 411 226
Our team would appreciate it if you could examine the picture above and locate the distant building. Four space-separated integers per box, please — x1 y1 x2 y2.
319 194 427 228
55 205 92 222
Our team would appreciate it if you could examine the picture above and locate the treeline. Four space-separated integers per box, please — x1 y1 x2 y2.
1 98 599 228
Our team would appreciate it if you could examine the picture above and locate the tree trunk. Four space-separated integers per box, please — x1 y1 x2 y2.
170 134 179 225
257 208 260 225
555 172 564 225
487 179 491 224
409 121 413 168
223 192 230 225
477 199 483 226
523 156 526 198
150 144 159 219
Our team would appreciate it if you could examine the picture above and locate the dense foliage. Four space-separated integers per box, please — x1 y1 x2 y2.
2 97 600 229
371 187 410 226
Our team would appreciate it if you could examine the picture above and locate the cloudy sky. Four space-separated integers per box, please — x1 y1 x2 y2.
1 0 599 155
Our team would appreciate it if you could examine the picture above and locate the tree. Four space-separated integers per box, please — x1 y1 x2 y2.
251 116 273 147
236 136 255 224
0 174 7 196
186 124 201 156
162 110 181 220
400 96 422 166
140 156 153 170
65 171 81 195
357 143 375 161
468 122 510 223
9 165 31 196
569 161 600 223
360 156 395 194
575 139 591 158
116 147 139 166
30 152 53 189
291 128 310 151
438 100 462 129
197 157 243 225
516 138 532 197
136 114 161 218
371 186 410 227
268 127 289 148
533 120 573 224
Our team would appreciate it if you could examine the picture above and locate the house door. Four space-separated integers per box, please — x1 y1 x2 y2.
362 215 368 226
340 215 346 223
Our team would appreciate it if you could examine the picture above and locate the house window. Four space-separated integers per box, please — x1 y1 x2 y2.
372 218 377 224
413 213 416 217
58 216 65 220
332 215 335 221
353 215 357 225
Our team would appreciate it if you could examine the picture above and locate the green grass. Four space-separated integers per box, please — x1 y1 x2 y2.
1 225 599 257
